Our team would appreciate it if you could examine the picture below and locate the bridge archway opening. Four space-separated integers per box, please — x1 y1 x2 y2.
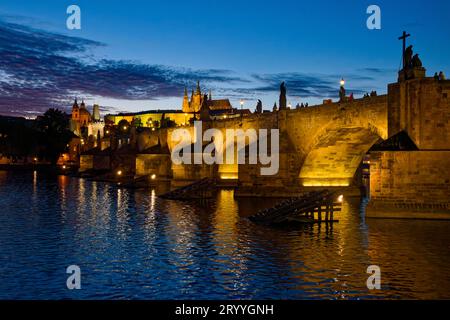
299 127 383 187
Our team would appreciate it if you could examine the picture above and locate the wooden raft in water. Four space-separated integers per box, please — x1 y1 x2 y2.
159 178 216 200
249 190 342 225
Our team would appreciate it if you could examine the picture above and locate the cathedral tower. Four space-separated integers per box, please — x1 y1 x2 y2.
71 98 79 121
182 87 190 113
93 104 101 122
191 81 202 112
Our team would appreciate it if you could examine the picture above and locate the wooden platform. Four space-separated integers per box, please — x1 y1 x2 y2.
249 190 341 225
159 178 216 200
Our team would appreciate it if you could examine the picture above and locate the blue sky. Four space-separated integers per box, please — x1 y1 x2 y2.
0 0 449 116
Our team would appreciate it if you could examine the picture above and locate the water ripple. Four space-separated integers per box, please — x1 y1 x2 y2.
0 171 449 299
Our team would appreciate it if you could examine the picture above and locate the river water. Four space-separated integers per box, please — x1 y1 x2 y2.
0 170 449 300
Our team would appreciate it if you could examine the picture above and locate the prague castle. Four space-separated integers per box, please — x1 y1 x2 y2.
182 81 233 114
105 81 242 128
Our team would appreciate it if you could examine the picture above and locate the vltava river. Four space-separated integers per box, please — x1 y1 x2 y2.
0 171 449 299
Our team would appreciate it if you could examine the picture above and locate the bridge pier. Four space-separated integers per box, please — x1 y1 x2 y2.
366 77 450 219
366 151 450 219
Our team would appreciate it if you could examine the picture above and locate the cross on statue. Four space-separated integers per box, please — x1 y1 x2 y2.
398 31 411 69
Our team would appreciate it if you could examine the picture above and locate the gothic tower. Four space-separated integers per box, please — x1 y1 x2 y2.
191 81 202 112
71 98 79 121
93 104 100 121
182 87 190 113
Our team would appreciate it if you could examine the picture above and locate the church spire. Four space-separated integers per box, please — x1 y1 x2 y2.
196 80 201 95
182 87 190 113
190 81 202 112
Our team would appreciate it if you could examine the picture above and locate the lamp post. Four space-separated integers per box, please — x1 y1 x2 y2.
339 78 346 102
239 99 244 124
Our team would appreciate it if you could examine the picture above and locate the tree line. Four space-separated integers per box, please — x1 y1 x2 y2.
0 109 74 165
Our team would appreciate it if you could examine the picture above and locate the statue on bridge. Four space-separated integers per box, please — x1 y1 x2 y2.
339 84 346 102
397 32 426 81
412 53 423 68
279 82 287 110
255 100 263 114
405 45 413 69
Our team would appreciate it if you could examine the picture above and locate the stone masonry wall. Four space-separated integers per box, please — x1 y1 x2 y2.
388 79 450 149
367 151 450 219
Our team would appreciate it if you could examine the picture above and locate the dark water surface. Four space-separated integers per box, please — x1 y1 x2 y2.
0 171 449 299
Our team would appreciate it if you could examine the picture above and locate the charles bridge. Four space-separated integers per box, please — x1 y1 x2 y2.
81 50 450 219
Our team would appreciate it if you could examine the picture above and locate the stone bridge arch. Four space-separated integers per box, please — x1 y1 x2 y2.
299 126 382 186
290 97 389 187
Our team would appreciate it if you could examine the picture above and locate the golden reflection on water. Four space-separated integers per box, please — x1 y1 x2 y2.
91 181 98 214
212 190 252 293
235 192 380 298
212 190 239 255
78 178 86 208
58 175 69 219
116 187 130 239
32 170 37 193
63 177 450 299
150 189 156 212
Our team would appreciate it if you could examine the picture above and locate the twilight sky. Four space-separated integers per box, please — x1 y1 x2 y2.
0 0 449 117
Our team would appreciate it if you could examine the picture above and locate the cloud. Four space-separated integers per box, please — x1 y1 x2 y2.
0 18 245 117
0 16 387 117
356 67 397 75
229 72 368 99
